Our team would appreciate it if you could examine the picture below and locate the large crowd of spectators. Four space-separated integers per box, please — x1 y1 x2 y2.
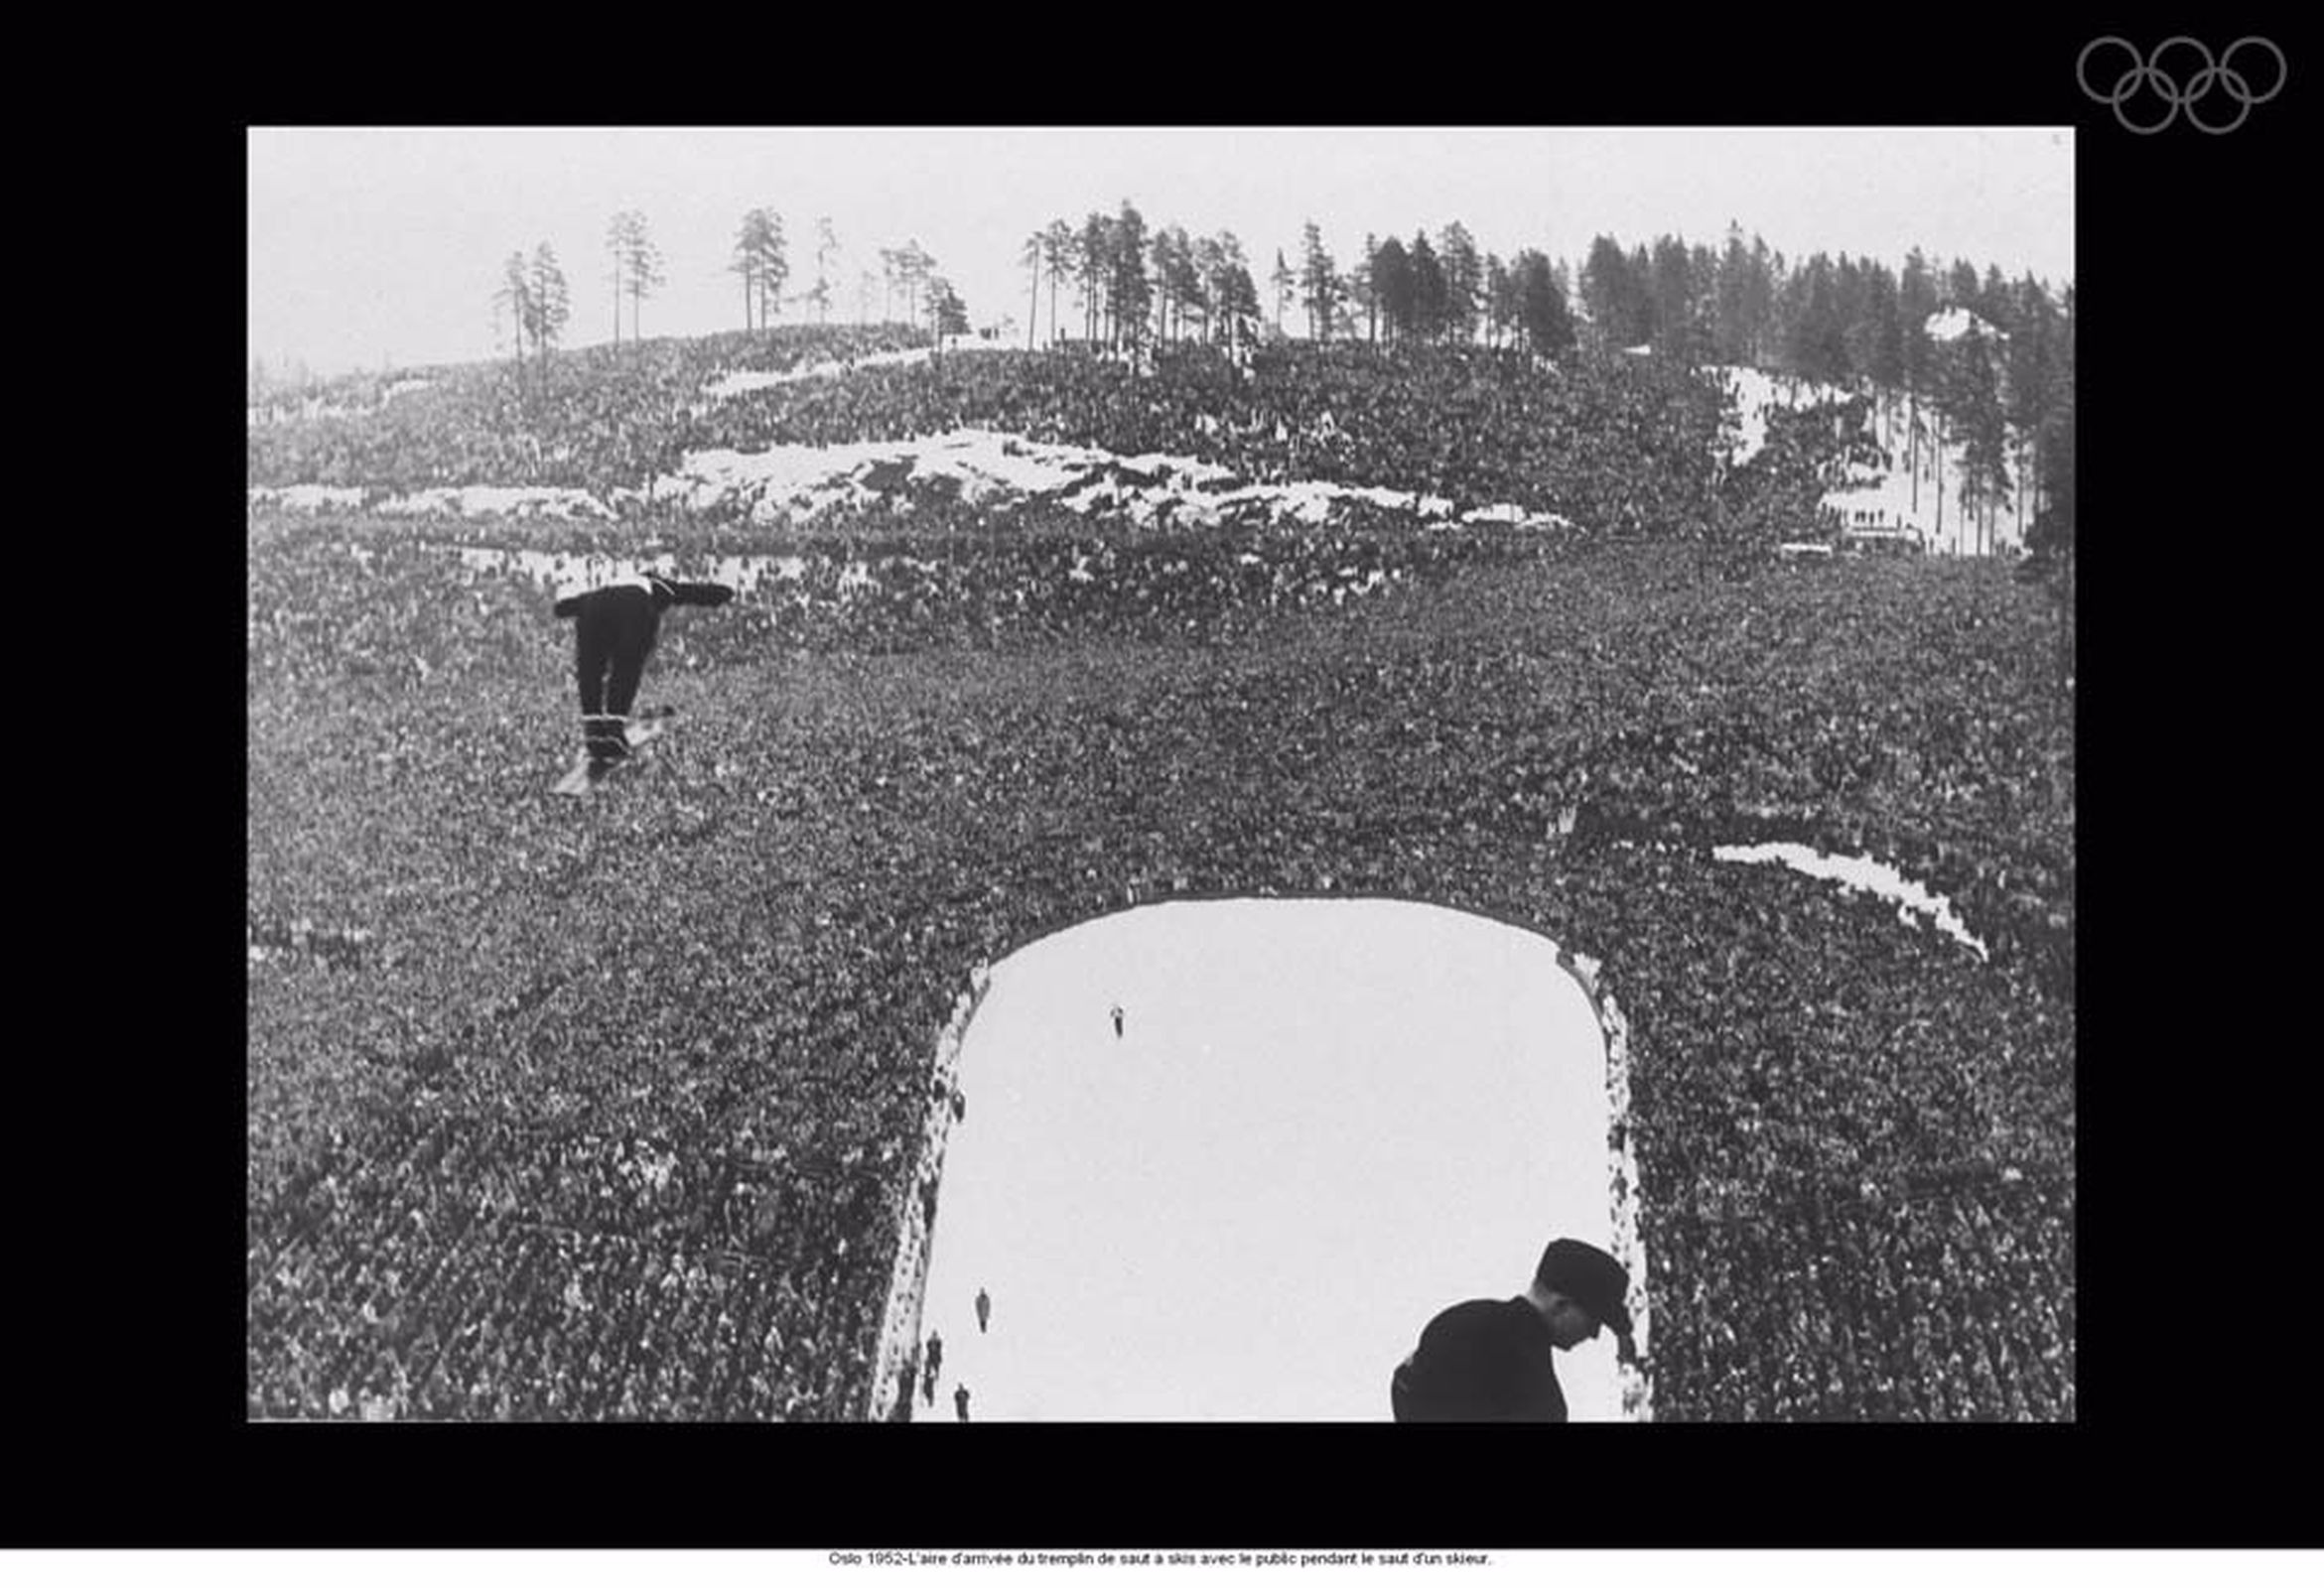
251 332 1738 548
246 325 933 501
247 326 2073 1421
675 341 1730 544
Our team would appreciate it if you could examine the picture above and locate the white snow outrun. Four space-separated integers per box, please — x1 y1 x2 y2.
899 899 1641 1422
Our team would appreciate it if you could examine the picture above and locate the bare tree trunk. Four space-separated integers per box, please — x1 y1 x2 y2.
2016 437 2029 544
1909 389 1919 512
1934 415 1945 549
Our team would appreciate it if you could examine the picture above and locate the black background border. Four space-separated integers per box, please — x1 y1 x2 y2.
77 13 2316 1550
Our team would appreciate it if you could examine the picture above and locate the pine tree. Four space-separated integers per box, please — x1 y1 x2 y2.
1898 247 1939 505
1299 221 1338 342
1581 235 1642 350
1079 212 1110 343
1371 235 1411 343
1187 232 1226 345
1946 258 1981 309
1835 254 1873 385
1651 234 1697 360
1626 242 1657 347
1110 200 1151 349
731 209 787 331
606 210 634 346
1409 230 1447 343
895 240 934 330
1146 225 1175 344
810 217 839 325
1865 263 1906 420
1217 254 1261 351
1514 249 1574 357
607 211 664 345
929 276 969 342
1715 222 1754 363
2004 273 2062 545
1021 228 1045 350
526 243 571 380
1482 252 1510 348
1356 233 1381 344
494 251 533 372
1937 323 2010 551
1042 220 1075 345
1744 235 1776 364
1438 221 1481 343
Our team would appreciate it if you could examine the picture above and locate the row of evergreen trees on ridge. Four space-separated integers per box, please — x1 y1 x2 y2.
253 200 2074 560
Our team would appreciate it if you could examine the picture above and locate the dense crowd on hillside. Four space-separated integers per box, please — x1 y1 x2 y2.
251 331 1750 547
248 473 2074 1419
245 325 932 501
682 342 1731 543
247 509 1557 699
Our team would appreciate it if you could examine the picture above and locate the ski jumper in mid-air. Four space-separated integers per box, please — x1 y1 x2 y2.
553 572 735 768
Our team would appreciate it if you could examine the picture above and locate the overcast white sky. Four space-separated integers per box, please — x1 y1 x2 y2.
248 127 2073 380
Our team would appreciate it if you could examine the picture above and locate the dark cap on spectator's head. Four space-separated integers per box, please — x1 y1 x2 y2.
1536 1238 1632 1338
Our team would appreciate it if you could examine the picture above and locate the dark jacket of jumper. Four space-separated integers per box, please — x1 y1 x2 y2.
553 575 735 620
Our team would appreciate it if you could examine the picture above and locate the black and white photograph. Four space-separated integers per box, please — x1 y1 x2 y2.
245 124 2081 1445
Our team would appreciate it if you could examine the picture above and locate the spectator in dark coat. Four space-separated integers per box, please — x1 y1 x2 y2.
1391 1238 1634 1422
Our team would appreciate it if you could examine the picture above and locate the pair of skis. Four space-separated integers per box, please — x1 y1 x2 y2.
551 707 675 797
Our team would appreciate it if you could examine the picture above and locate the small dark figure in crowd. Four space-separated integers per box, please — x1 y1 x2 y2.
552 571 735 770
1111 1004 1125 1039
924 1331 944 1406
975 1287 992 1334
1391 1238 1634 1422
954 1384 972 1423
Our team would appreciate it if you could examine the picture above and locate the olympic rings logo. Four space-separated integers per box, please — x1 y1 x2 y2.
2078 37 2286 133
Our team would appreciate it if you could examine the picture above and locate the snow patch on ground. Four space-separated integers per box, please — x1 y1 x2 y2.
1712 842 1988 960
1707 363 2028 555
455 547 813 601
1925 307 2003 344
1706 364 1855 467
639 427 1557 534
249 484 369 511
253 384 1578 532
698 345 941 404
377 485 616 520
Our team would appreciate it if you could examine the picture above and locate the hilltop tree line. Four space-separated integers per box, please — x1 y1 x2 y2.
490 211 966 386
464 202 2069 562
1011 202 1263 353
1002 204 1575 362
